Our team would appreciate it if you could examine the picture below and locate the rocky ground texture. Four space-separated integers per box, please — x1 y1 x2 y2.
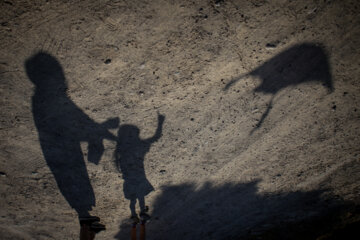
1 0 359 239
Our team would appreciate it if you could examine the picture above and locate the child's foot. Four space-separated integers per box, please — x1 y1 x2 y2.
130 214 140 223
140 206 150 221
140 212 151 221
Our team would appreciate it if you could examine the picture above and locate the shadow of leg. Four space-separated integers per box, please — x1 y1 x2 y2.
140 221 146 240
80 224 95 240
131 222 137 240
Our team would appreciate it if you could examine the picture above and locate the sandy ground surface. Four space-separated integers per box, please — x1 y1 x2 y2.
1 0 360 239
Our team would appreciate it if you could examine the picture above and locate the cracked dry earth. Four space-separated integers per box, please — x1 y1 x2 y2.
1 0 359 239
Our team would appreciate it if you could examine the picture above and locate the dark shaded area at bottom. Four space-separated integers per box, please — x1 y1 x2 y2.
115 180 359 240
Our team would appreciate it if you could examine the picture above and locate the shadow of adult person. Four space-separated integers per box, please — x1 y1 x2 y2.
224 43 333 134
115 113 165 222
25 52 119 239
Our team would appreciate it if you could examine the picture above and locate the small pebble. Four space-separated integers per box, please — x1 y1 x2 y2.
265 43 277 49
104 59 111 64
215 0 224 6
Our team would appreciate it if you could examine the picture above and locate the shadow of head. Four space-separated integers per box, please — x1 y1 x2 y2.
225 43 333 94
25 52 67 90
117 125 140 140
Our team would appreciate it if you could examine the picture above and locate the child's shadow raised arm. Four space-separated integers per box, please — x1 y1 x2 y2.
145 114 165 144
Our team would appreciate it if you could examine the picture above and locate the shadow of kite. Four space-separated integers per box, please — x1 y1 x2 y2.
224 43 333 134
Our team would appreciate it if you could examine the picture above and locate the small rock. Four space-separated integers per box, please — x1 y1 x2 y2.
139 63 146 69
332 105 336 110
215 0 224 6
104 59 111 64
265 43 277 49
0 172 6 177
83 37 92 42
159 170 166 174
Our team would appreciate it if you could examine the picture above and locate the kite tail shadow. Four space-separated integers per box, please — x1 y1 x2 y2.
250 95 274 135
223 73 250 91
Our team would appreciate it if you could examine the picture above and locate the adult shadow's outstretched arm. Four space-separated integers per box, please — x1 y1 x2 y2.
88 117 119 164
146 113 165 144
100 117 120 141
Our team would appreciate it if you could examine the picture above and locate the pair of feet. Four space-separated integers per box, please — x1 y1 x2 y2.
131 206 150 223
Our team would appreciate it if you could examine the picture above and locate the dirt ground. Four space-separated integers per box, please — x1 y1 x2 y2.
1 0 359 239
